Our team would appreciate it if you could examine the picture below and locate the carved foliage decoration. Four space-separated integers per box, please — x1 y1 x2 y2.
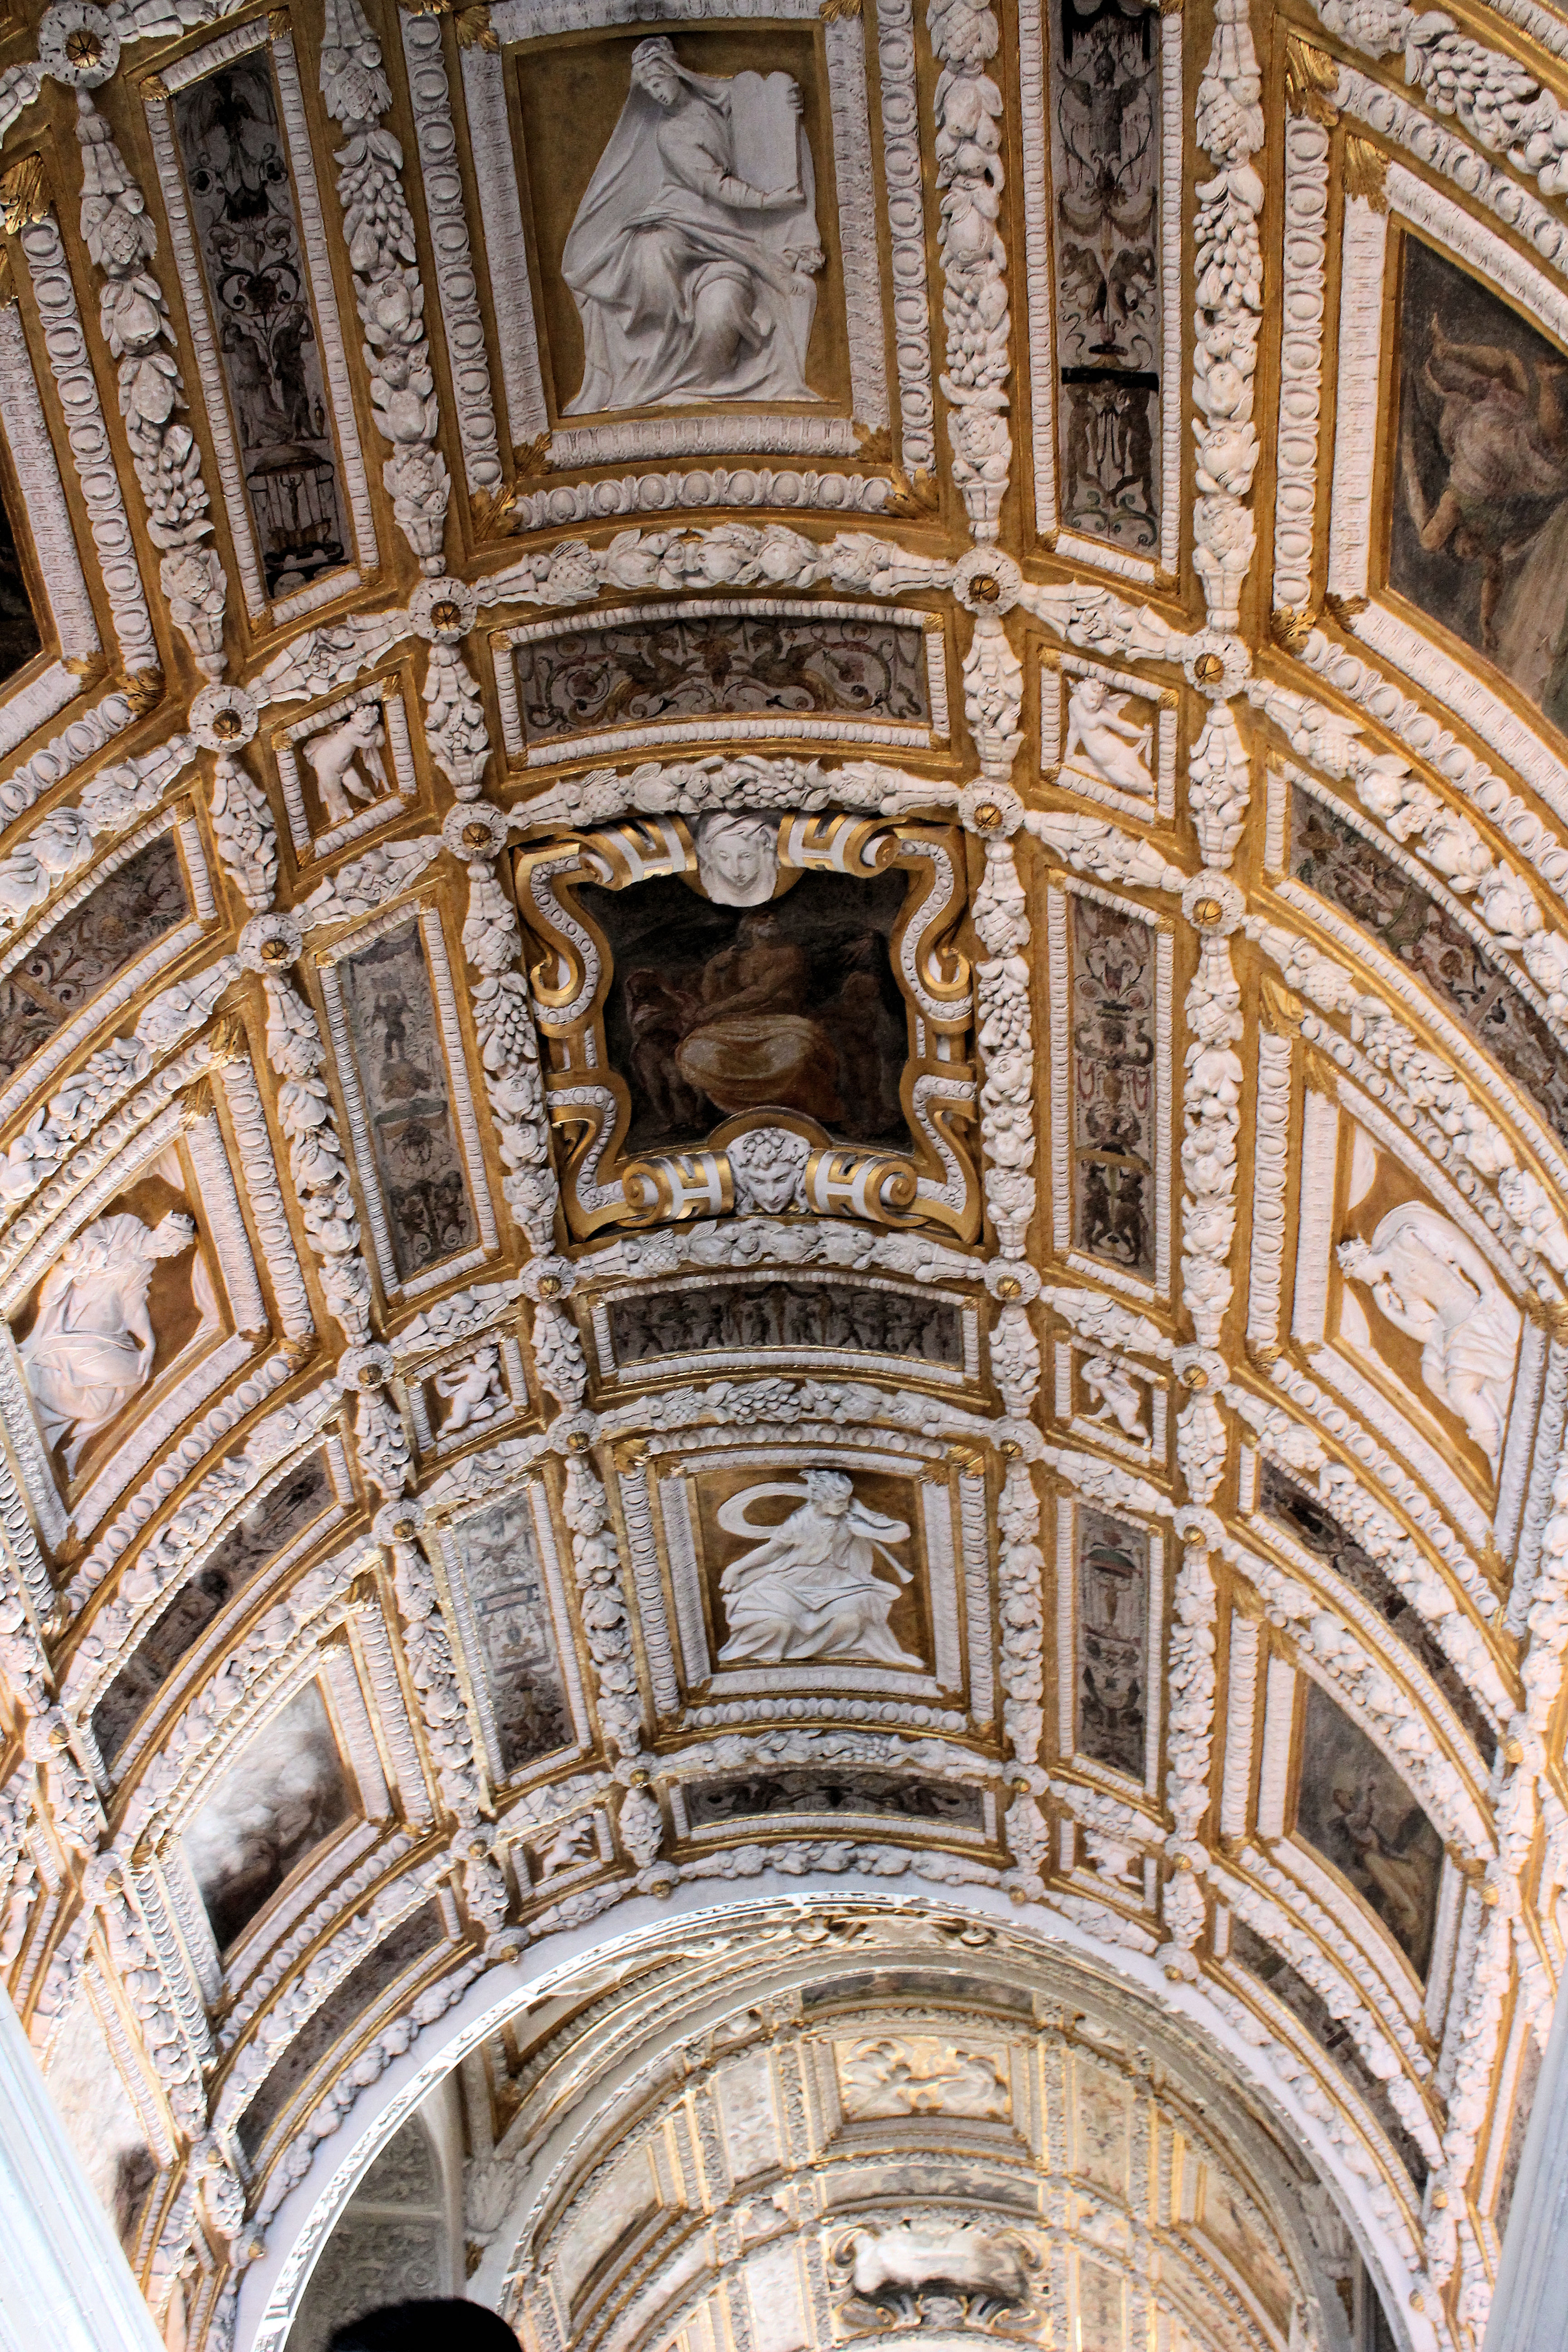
514 812 979 1240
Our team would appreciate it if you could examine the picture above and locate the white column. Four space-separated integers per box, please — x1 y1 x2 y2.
0 1990 165 2352
1485 1977 1568 2352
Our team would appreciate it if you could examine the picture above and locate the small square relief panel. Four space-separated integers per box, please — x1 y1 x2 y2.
407 1330 531 1457
1041 655 1175 821
1054 1339 1166 1465
272 673 418 864
832 2034 1013 2124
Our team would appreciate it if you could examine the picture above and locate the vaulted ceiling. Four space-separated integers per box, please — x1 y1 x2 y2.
0 0 1562 2349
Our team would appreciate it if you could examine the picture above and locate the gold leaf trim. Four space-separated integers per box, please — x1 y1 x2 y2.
0 156 49 237
1322 588 1369 628
513 431 551 479
1259 975 1306 1038
1343 135 1388 212
883 465 939 517
124 666 165 716
1269 603 1317 653
454 5 498 48
820 0 863 17
1284 36 1339 127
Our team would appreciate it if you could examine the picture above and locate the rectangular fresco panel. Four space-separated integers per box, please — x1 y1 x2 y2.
450 1496 571 1775
1049 0 1162 554
1391 235 1568 735
579 867 912 1157
0 835 187 1084
1258 1461 1496 1762
1070 896 1157 1279
182 1681 352 1953
1230 1919 1428 2186
1294 1679 1445 1978
339 920 477 1284
0 480 41 682
1076 1508 1147 1779
92 1454 333 1766
610 1281 961 1367
171 56 348 599
684 1769 983 1827
515 613 929 745
1289 791 1568 1148
237 1901 441 2159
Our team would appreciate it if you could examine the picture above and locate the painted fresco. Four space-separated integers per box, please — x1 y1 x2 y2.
339 920 476 1282
1051 0 1161 550
1230 1919 1428 2185
172 58 348 598
515 613 928 745
1392 235 1568 732
237 1902 441 2158
610 1281 961 1366
580 867 911 1156
684 1769 982 1826
1259 1461 1496 1761
1495 2030 1543 2240
0 482 41 680
1071 896 1157 1279
92 1455 333 1766
0 835 187 1084
182 1681 353 1953
1076 1509 1147 1778
1290 791 1568 1147
450 1497 571 1774
1294 1680 1445 1977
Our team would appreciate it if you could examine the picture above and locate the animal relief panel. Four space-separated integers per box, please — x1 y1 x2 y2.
516 29 841 419
1293 1681 1444 1978
171 56 349 600
1391 236 1568 735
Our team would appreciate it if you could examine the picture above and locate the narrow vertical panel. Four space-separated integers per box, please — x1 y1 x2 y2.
1069 895 1158 1281
1076 1508 1149 1779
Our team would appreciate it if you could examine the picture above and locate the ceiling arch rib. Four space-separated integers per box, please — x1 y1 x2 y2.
0 1 1557 2351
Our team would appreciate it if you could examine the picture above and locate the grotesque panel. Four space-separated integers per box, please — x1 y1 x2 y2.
337 920 480 1285
1049 0 1162 554
1229 1920 1429 2187
92 1453 336 1768
1289 789 1568 1147
684 1770 983 1828
0 835 187 1084
1293 1681 1444 1978
171 56 349 600
444 1495 572 1777
1070 894 1158 1281
1075 1509 1148 1779
1257 1460 1496 1759
181 1681 354 1954
516 813 976 1240
1390 234 1568 731
511 610 930 750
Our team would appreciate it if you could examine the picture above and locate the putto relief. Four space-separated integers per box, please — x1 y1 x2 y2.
517 29 840 422
513 812 979 1240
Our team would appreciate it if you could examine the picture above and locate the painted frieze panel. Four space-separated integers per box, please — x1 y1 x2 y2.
181 1681 355 1956
514 813 978 1242
1288 788 1568 1149
680 1770 985 1829
1074 1509 1148 1781
1048 0 1163 557
1293 1679 1445 1980
1228 1918 1429 2186
604 1278 966 1373
168 53 350 605
1256 1459 1496 1760
0 833 188 1087
323 913 495 1297
91 1452 338 1771
236 1899 445 2161
1068 894 1160 1284
496 602 946 764
1390 235 1568 736
441 1493 575 1779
